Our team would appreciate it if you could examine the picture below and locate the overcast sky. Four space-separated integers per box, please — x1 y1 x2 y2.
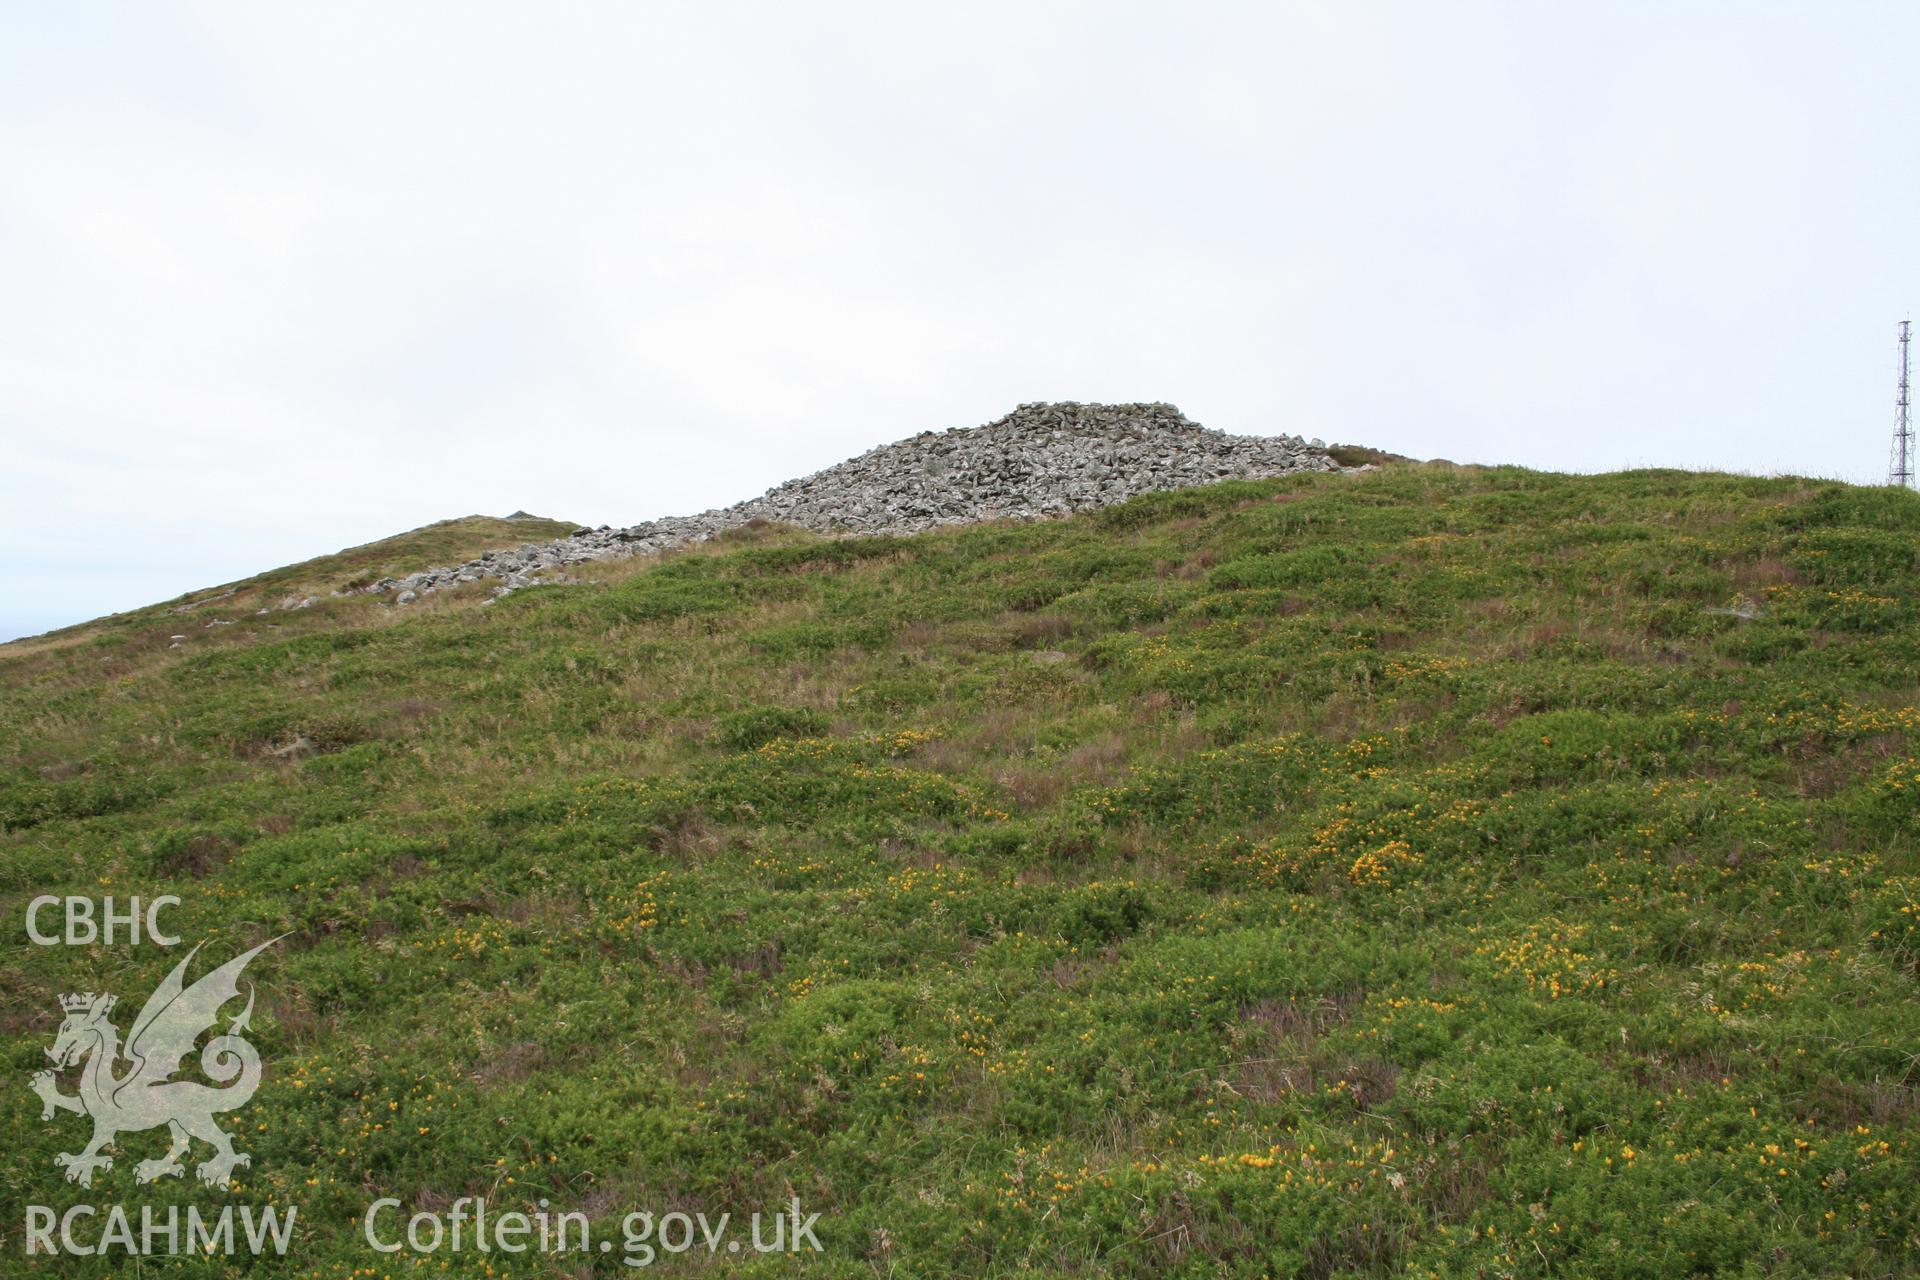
4 3 1916 641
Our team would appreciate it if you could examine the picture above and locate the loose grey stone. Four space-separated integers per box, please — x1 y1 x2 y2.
373 402 1341 601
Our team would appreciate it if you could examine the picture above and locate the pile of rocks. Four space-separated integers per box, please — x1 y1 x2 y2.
366 403 1340 602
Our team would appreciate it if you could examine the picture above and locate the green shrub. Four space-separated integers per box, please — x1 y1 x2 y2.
717 705 831 751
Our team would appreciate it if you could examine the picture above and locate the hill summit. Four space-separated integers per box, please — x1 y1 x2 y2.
368 402 1340 600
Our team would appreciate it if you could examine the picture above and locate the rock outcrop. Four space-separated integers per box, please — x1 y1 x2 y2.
367 402 1340 601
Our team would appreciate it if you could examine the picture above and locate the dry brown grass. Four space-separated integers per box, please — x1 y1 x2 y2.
1175 548 1218 580
994 733 1127 812
1732 555 1805 589
1004 611 1077 649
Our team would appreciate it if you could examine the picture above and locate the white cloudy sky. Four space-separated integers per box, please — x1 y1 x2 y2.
3 2 1916 641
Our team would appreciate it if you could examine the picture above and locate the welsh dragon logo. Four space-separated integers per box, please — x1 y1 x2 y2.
29 938 279 1189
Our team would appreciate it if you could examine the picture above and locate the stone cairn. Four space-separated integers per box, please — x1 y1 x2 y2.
362 402 1341 603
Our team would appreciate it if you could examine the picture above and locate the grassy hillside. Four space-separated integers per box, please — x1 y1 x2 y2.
8 513 579 650
3 465 1918 1277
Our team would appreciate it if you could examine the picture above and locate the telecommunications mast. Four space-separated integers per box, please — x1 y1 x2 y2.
1893 320 1914 488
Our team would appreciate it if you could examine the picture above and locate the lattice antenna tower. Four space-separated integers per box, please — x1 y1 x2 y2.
1894 319 1914 488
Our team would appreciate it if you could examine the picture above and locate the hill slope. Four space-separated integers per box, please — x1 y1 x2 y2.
3 465 1918 1276
6 513 578 650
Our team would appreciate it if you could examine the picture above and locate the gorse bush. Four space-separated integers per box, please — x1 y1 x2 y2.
716 705 832 752
1 463 1917 1277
